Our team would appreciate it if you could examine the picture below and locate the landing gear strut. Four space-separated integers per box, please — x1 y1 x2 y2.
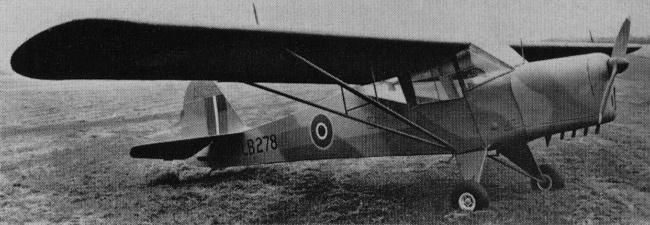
491 143 566 192
450 143 566 211
452 148 489 211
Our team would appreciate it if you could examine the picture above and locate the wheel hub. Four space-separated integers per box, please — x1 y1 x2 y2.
458 192 476 211
536 174 553 191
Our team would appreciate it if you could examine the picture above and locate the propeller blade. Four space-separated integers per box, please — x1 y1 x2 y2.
598 63 618 123
612 17 630 57
598 17 631 124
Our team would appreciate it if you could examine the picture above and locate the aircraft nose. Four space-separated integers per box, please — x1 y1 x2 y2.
510 53 606 135
586 53 611 100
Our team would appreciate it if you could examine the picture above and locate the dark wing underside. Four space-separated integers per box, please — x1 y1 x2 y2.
11 19 468 84
512 42 642 62
11 19 643 83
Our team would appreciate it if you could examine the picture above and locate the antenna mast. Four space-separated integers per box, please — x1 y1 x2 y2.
519 38 526 63
252 3 260 26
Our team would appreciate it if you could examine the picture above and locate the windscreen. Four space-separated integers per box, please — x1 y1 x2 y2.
456 45 514 90
410 44 513 104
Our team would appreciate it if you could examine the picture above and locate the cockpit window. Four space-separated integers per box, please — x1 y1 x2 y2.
456 45 513 90
411 68 463 104
410 44 513 104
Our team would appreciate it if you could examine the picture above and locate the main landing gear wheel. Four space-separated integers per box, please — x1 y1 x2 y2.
450 180 489 211
530 164 565 191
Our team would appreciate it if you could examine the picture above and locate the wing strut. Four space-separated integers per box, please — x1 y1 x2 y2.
246 82 453 152
284 49 456 151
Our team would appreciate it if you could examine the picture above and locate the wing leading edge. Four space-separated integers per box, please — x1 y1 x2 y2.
10 19 468 84
511 42 642 62
12 19 643 83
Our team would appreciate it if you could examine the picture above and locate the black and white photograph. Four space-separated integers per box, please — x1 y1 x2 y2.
1 0 649 223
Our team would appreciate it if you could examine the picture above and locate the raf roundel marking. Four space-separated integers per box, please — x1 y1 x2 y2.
310 114 333 150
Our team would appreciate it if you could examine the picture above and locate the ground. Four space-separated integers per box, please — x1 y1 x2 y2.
0 55 649 224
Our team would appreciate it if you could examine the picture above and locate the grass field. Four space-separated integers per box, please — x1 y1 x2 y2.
0 55 649 224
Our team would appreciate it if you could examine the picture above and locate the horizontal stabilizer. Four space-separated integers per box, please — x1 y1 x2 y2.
130 133 242 160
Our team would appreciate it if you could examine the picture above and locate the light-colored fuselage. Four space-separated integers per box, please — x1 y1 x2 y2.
185 52 614 169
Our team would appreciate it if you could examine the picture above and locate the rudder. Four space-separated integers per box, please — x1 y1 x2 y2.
179 81 248 139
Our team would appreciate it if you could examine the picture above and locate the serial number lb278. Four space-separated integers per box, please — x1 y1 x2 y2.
244 134 278 156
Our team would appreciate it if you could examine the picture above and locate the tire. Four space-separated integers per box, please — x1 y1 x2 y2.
450 180 489 211
530 164 565 191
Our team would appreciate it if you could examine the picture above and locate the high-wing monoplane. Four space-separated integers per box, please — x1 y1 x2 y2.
10 17 644 211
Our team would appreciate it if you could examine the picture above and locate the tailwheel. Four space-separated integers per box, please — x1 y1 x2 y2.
530 164 565 191
450 180 489 211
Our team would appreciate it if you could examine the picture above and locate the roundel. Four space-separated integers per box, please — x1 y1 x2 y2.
310 114 333 150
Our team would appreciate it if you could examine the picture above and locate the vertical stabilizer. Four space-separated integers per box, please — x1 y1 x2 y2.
179 81 248 138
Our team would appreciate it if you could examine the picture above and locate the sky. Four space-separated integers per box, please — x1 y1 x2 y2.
1 0 649 75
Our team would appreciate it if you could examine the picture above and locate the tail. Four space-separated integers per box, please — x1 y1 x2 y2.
131 81 247 162
178 81 248 139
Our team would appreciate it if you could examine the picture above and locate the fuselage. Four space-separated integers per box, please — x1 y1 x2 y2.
185 52 616 168
181 47 617 169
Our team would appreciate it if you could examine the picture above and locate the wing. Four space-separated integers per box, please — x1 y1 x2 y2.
10 19 469 84
13 19 644 83
510 42 643 62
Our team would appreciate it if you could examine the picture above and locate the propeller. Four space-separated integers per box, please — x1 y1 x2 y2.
598 17 631 124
